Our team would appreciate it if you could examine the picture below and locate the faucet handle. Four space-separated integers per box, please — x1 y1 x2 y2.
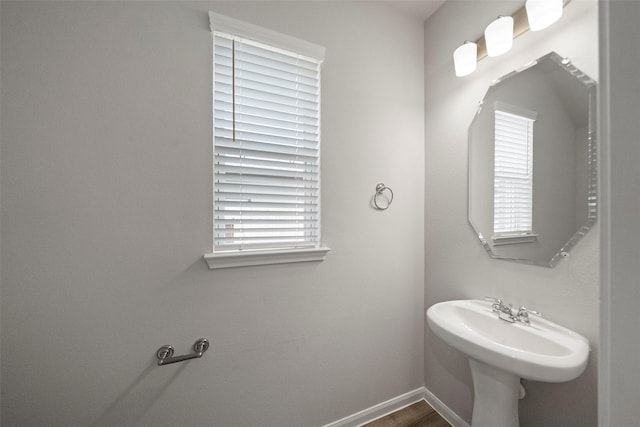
518 306 542 316
484 296 503 304
516 306 542 324
485 297 513 316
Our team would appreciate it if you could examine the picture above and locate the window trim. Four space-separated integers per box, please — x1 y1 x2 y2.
204 12 330 269
204 246 330 269
208 12 326 62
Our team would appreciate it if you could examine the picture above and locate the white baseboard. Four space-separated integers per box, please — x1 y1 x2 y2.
422 386 470 427
321 388 426 427
321 386 469 427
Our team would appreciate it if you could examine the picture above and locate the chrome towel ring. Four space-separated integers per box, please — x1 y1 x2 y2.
373 183 393 210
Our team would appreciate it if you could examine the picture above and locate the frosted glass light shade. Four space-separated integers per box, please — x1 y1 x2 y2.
484 16 514 57
453 42 477 77
526 0 563 31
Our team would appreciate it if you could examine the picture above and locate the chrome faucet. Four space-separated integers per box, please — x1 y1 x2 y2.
484 296 516 323
515 306 542 325
484 297 542 325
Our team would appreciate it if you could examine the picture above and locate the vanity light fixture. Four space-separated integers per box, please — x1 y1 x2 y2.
453 0 570 77
526 0 563 31
484 16 514 57
453 41 478 77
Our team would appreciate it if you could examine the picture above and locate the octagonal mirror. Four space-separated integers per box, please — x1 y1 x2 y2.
468 52 597 267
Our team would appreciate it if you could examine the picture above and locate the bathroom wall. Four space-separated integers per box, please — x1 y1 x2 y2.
599 1 640 425
424 1 599 426
0 2 425 426
0 2 2 413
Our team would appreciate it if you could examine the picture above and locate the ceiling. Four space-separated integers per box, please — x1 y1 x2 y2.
385 0 446 22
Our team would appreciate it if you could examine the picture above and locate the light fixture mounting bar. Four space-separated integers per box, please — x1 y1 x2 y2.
474 0 571 62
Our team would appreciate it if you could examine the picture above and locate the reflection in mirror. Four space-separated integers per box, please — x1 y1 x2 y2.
468 52 597 267
493 104 536 245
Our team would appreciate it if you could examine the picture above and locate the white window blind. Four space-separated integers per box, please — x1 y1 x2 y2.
493 108 535 236
213 31 322 253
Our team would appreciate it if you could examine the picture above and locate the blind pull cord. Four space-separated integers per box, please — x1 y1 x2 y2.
232 39 236 142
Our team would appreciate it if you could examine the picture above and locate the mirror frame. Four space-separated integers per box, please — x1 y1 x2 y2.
467 52 597 267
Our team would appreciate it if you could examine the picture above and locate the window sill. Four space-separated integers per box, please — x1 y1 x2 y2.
203 247 331 269
492 234 539 246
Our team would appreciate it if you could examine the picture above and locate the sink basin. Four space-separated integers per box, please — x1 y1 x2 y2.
427 299 589 382
427 299 590 426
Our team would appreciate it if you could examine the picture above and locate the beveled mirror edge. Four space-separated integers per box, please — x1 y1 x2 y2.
548 68 598 267
467 51 598 268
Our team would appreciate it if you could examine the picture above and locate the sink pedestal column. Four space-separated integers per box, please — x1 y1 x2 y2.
469 359 521 427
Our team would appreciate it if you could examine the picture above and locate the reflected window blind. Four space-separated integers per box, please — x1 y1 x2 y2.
213 32 322 252
493 109 535 235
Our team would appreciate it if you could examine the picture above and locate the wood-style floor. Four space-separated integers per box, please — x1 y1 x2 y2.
361 400 451 427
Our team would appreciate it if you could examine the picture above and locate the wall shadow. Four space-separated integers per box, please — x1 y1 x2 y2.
91 358 187 427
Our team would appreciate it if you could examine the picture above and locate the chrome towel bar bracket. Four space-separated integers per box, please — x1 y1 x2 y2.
156 338 210 366
373 183 393 210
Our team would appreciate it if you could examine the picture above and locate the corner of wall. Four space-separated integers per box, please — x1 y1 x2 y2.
597 2 610 426
0 1 4 422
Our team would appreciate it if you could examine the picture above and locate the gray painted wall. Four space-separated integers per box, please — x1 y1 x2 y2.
424 1 599 425
0 2 425 426
599 1 640 425
0 1 2 413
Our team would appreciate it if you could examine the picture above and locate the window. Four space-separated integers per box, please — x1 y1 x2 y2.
204 12 330 269
493 104 537 245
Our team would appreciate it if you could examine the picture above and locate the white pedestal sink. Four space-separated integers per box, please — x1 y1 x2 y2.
426 299 589 427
